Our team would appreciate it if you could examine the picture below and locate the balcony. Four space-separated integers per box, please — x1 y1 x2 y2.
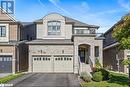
73 29 104 39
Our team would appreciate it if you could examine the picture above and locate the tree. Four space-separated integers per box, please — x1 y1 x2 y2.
112 13 130 65
112 13 130 50
112 13 130 87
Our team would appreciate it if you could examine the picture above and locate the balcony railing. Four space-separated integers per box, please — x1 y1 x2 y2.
73 29 104 38
74 29 95 35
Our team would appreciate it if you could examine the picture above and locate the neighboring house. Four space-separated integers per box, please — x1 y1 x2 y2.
21 22 36 41
103 19 129 73
26 13 103 74
0 8 28 73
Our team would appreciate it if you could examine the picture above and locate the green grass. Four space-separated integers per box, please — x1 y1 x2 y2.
83 72 129 87
83 81 128 87
0 73 24 83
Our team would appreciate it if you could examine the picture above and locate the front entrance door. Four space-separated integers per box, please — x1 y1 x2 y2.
79 50 85 63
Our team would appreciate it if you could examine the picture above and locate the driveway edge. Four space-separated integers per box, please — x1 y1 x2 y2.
78 75 83 87
7 73 35 86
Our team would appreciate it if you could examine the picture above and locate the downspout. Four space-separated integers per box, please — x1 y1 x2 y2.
14 43 19 73
16 44 20 72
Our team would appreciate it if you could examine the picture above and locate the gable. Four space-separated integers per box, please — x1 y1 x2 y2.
0 8 16 21
43 13 65 21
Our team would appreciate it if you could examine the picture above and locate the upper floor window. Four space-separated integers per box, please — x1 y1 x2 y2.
0 26 6 37
47 21 61 35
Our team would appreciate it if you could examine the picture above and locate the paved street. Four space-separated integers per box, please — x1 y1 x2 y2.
10 73 81 87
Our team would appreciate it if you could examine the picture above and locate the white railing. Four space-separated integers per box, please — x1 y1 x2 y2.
78 56 81 74
78 55 93 74
88 56 93 69
74 29 95 34
74 29 103 38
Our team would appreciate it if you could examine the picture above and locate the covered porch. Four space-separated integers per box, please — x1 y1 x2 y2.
78 44 91 64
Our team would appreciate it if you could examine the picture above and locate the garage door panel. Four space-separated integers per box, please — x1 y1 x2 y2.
32 56 53 72
54 56 73 73
0 56 12 73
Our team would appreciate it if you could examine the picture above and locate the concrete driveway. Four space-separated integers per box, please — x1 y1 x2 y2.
10 73 81 87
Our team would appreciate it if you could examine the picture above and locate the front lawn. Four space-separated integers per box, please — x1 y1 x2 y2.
83 72 128 87
83 81 128 87
0 73 24 83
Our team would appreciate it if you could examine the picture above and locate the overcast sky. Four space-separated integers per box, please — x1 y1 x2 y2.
1 0 130 33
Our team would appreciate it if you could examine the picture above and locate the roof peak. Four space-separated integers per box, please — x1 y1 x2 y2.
34 13 99 28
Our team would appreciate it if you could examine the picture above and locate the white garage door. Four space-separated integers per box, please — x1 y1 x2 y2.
32 55 73 73
32 56 53 72
54 55 73 73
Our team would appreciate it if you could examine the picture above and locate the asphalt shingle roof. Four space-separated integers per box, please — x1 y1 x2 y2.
34 15 99 28
26 39 73 45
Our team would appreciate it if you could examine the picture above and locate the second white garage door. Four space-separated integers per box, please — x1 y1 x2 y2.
32 55 73 73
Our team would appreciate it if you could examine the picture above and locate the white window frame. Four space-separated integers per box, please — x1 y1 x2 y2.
0 26 6 37
47 21 61 36
0 24 9 42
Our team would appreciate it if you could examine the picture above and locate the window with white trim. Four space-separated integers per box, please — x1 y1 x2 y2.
95 46 99 57
47 21 61 35
0 26 6 37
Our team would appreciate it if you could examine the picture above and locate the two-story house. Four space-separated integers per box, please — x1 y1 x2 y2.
26 13 103 74
0 8 28 73
103 17 130 73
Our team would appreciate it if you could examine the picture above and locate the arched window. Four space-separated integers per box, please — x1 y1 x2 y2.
47 21 61 35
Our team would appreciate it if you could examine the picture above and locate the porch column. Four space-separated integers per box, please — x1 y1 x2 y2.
90 45 95 66
99 44 103 66
74 45 79 74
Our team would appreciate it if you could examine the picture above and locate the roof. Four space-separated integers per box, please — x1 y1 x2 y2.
0 40 27 46
34 13 99 28
21 22 34 26
64 16 99 28
26 39 73 45
0 7 16 22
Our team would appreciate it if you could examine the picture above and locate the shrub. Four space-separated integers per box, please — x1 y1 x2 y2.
99 68 109 80
80 72 91 82
92 71 103 82
92 68 110 80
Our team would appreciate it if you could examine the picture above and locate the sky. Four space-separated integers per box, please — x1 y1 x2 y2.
1 0 130 33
